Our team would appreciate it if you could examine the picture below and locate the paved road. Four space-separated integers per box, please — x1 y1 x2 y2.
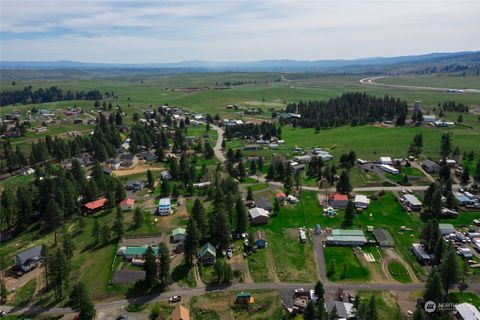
360 76 480 94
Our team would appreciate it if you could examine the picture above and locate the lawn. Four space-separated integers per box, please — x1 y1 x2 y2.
13 279 37 306
324 247 371 282
449 291 480 309
247 247 272 282
388 260 412 283
189 290 284 320
441 211 480 227
266 229 317 282
356 291 404 320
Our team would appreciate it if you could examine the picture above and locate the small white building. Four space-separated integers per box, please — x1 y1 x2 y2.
378 157 393 165
380 164 399 175
157 198 171 216
455 303 480 320
354 195 370 209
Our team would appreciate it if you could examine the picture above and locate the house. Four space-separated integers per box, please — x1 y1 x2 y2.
378 157 393 165
290 162 305 172
172 228 186 242
84 198 108 214
275 192 287 202
249 207 269 225
326 229 367 246
172 304 190 320
423 115 437 123
281 112 301 119
255 197 273 212
157 198 171 216
455 303 480 320
235 292 254 304
412 243 431 265
124 246 159 261
441 207 459 218
403 194 422 211
314 151 333 161
119 153 138 167
193 182 211 189
439 223 456 235
160 171 172 180
380 164 399 175
293 155 312 163
139 151 158 161
354 195 370 209
325 301 355 319
254 230 267 248
198 243 216 264
120 198 135 211
328 194 349 209
105 158 122 170
373 228 394 247
126 180 145 191
244 144 262 151
15 245 43 272
422 159 441 173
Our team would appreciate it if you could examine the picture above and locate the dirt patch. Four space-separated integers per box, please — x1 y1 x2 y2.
112 164 164 177
384 248 420 283
265 246 281 283
355 250 385 283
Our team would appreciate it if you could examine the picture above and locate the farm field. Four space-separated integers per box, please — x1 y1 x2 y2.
377 75 480 90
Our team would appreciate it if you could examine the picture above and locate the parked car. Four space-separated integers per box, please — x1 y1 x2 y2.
169 296 182 303
315 224 322 235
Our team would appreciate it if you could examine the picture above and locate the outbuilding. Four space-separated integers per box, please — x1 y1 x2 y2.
421 159 441 173
172 228 186 242
120 198 135 211
439 223 456 235
378 157 393 165
373 228 394 247
326 229 367 246
403 194 422 211
354 195 370 209
254 230 267 248
249 207 269 225
198 243 216 265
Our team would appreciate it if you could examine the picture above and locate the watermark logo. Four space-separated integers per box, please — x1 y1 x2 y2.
424 301 436 313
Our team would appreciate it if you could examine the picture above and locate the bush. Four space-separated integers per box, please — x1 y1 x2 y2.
125 303 146 312
150 304 160 320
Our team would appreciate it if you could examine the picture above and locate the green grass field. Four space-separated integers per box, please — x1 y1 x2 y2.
378 75 480 90
324 247 371 282
388 260 412 283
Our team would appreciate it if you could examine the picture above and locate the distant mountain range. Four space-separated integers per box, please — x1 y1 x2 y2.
1 51 479 79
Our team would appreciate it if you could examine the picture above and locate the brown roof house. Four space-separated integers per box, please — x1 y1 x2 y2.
172 304 190 320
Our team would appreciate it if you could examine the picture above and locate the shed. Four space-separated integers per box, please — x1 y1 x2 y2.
172 228 186 242
249 207 269 225
373 228 394 247
254 230 267 248
198 243 216 265
236 292 254 304
378 157 393 165
421 159 441 173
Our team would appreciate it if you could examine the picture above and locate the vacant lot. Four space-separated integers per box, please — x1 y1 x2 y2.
324 247 371 282
388 260 412 283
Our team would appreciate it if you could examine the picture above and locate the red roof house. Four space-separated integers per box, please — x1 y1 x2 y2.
84 198 107 213
275 192 287 201
120 198 135 211
328 194 349 208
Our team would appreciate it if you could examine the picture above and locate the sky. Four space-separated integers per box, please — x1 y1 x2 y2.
1 0 479 63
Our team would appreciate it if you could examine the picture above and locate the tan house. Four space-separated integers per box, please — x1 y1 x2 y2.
172 304 190 320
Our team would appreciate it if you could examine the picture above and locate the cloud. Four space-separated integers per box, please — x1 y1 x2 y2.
1 0 479 62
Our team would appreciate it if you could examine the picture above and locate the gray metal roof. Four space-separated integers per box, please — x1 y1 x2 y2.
404 194 422 206
16 245 42 264
373 228 394 246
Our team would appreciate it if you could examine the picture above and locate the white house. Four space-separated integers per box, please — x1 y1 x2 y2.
354 195 370 209
157 198 171 216
378 157 393 165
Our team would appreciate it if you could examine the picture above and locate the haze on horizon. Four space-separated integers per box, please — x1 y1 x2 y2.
1 0 479 64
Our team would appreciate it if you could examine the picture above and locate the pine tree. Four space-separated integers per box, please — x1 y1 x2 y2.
70 281 89 311
113 206 125 239
461 166 470 183
172 184 179 199
46 199 63 245
235 198 247 233
92 219 100 243
424 268 445 304
440 133 452 158
100 222 110 246
147 170 155 190
304 300 318 320
440 242 459 294
133 207 144 228
413 306 426 320
62 231 76 266
246 187 254 201
367 295 377 320
336 170 352 194
16 185 33 230
143 246 158 288
342 200 355 228
158 242 170 285
48 248 70 300
0 277 7 304
314 280 325 305
237 162 246 180
184 217 199 265
192 199 208 241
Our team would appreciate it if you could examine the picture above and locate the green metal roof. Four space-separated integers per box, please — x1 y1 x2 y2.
237 292 251 298
198 243 216 257
172 228 186 236
125 246 159 256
